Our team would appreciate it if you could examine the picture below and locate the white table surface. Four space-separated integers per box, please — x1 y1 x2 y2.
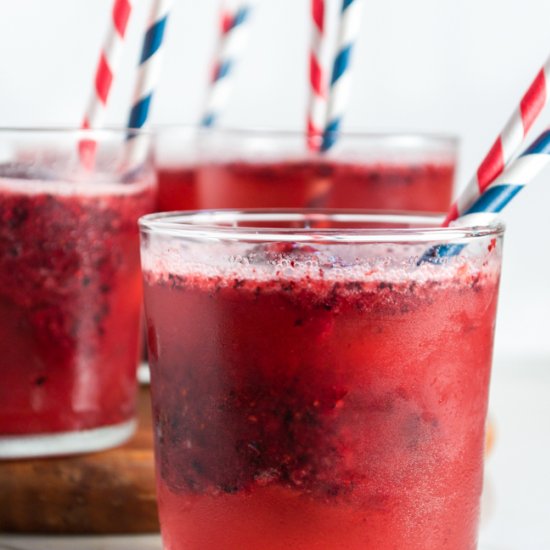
1 356 549 550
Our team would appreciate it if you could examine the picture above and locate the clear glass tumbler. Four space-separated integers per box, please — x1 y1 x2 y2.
141 210 503 550
0 128 156 458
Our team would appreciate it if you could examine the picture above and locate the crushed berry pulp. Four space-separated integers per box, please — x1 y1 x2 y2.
0 171 156 435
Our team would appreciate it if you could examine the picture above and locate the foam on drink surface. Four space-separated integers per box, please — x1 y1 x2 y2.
142 238 501 293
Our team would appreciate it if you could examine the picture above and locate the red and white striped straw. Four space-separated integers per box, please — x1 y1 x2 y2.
82 0 133 131
444 54 550 225
306 0 327 150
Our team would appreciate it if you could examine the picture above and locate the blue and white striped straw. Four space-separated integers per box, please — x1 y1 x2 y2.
201 0 256 128
422 128 550 263
126 0 172 164
321 0 364 152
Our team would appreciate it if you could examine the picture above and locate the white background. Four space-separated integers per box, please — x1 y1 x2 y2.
0 3 550 549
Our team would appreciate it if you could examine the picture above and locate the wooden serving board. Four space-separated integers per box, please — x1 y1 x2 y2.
0 387 159 534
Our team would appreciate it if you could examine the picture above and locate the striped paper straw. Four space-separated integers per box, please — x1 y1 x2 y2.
201 0 256 128
80 0 133 166
444 54 550 226
306 0 327 150
126 0 172 165
422 128 550 263
82 0 133 131
458 128 550 217
321 0 364 152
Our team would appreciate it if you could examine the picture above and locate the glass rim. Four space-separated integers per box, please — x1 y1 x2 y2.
0 126 151 139
209 126 458 145
151 124 458 147
139 209 504 244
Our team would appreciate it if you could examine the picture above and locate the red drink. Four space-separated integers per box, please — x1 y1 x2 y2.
141 211 503 550
0 146 156 458
197 160 454 211
328 161 454 211
196 160 334 209
157 166 198 211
